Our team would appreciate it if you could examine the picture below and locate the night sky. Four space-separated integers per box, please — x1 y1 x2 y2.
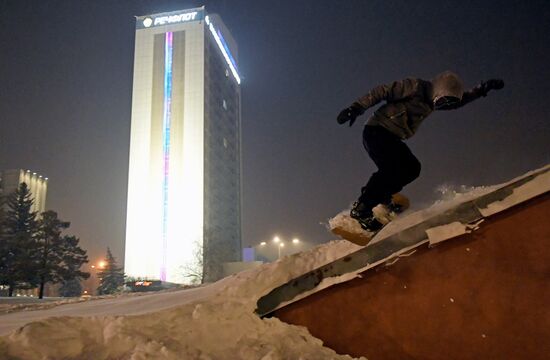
1 0 549 264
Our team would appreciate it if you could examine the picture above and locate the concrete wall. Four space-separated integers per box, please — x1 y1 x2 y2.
275 193 550 360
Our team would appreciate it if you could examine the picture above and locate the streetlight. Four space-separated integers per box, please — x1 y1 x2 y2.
86 260 105 296
278 242 285 259
255 235 306 261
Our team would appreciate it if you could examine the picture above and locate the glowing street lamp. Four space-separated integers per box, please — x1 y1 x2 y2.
278 242 285 259
256 235 305 261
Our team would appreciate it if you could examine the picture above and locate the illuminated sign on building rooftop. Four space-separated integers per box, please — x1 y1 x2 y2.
136 8 205 29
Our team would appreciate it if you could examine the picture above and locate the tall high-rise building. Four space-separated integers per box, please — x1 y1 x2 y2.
0 169 48 213
125 7 242 283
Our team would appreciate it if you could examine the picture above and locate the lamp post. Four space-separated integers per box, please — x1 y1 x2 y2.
278 242 284 259
274 236 301 259
273 236 283 259
255 236 303 261
85 260 106 296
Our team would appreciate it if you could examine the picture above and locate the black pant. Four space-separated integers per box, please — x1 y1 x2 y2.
358 126 421 212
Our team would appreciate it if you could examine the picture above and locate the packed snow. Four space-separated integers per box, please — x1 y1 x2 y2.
1 165 548 359
0 240 365 359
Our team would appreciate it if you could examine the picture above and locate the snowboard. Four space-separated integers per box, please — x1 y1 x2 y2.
329 193 410 246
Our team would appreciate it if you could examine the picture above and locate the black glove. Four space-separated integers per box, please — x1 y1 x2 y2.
480 79 504 96
337 102 365 127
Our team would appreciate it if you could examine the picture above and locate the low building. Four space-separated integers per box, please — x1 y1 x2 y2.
0 169 48 213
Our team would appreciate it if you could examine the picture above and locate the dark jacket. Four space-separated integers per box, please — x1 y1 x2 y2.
357 76 487 139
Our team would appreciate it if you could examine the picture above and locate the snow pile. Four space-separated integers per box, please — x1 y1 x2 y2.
328 183 496 246
371 184 497 244
0 287 197 315
0 297 86 315
2 166 547 359
376 164 550 244
0 241 365 360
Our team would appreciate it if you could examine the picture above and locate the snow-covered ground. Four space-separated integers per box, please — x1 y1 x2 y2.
0 240 364 359
0 165 547 359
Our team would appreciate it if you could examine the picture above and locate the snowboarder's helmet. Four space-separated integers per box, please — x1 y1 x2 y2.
432 71 464 110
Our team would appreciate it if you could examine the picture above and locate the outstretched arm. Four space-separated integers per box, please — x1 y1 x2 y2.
337 78 419 126
442 79 505 110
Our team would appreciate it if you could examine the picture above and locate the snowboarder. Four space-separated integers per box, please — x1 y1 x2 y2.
337 71 504 231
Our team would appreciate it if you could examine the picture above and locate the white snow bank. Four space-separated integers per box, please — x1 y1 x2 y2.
0 241 365 360
327 183 496 247
370 184 496 244
2 165 548 359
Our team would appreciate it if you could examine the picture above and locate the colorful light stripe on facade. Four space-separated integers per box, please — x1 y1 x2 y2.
160 31 173 281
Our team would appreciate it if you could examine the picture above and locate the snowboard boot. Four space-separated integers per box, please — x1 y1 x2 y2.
386 201 404 214
350 201 385 232
386 193 410 214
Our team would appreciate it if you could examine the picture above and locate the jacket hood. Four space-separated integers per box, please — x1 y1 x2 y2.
431 71 464 109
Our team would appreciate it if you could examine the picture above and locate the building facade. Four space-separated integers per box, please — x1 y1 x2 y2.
0 169 48 213
125 7 242 283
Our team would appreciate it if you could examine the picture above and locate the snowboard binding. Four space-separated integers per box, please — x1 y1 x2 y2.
330 193 410 246
350 202 385 232
350 193 410 232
